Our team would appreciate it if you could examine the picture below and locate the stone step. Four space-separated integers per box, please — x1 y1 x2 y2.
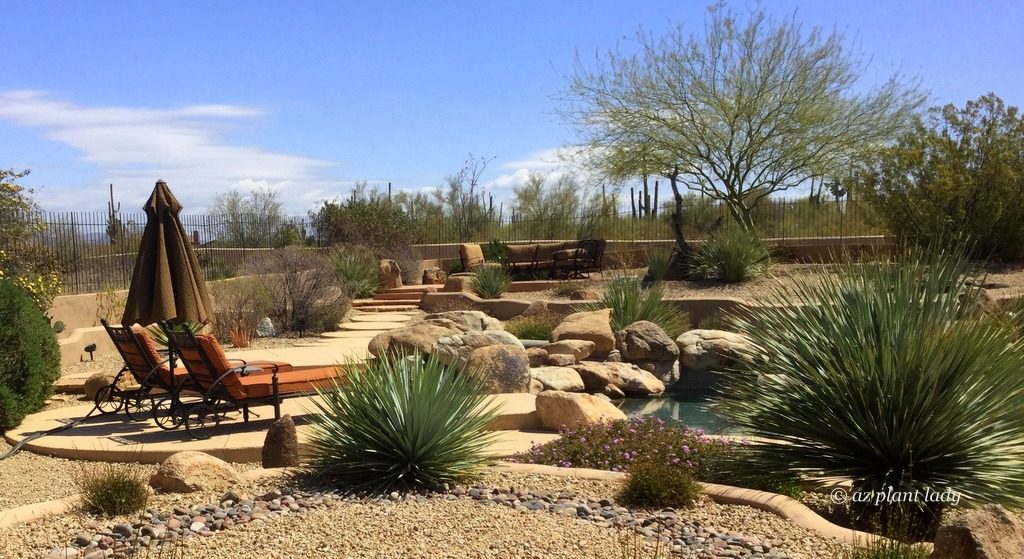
352 298 421 307
349 314 413 323
338 321 406 331
373 291 428 301
351 304 420 313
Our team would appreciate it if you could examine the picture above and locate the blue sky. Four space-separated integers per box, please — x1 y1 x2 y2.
2 0 1022 214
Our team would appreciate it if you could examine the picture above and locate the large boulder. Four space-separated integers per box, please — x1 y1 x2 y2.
368 323 459 357
551 309 615 354
615 321 680 362
422 310 504 332
933 504 1024 559
422 267 447 285
535 391 627 430
530 366 585 392
526 347 548 368
542 339 596 361
676 329 766 372
637 360 680 385
150 451 241 493
262 415 300 468
572 361 665 396
84 371 134 401
466 345 531 393
378 259 403 290
433 330 525 368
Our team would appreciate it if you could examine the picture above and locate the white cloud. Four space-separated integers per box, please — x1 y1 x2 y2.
484 146 597 200
0 91 338 212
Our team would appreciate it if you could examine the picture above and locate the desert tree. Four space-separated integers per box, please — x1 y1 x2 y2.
563 4 925 242
211 186 289 247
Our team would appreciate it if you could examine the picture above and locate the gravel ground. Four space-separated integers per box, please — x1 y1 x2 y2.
0 470 850 559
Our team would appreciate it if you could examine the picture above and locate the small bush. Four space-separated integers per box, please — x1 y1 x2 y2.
210 277 274 346
74 462 150 516
0 279 60 429
621 457 700 508
258 246 347 335
504 311 562 341
306 351 499 493
692 228 769 282
469 265 511 299
513 417 734 480
552 281 579 298
844 539 929 559
481 239 507 262
581 276 687 337
330 245 380 298
643 246 673 282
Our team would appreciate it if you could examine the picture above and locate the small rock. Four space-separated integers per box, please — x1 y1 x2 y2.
262 414 300 468
149 451 241 493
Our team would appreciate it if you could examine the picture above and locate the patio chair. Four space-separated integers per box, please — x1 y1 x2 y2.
164 323 343 439
98 319 291 431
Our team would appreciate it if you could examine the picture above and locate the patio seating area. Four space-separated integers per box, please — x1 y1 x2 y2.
459 239 606 278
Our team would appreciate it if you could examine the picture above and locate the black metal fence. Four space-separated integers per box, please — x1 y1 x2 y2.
11 198 881 295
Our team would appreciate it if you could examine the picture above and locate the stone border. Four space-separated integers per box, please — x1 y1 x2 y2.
1 461 928 553
0 468 292 530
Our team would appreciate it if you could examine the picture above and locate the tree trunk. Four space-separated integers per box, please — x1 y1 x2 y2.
726 199 756 233
665 169 692 280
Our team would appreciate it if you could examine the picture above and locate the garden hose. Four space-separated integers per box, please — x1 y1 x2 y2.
0 401 103 461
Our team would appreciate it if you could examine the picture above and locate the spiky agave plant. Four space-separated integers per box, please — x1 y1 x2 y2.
715 246 1024 522
469 264 511 299
580 275 688 337
306 351 499 493
692 228 769 282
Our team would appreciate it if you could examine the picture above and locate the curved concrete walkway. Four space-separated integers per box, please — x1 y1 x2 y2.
4 394 553 464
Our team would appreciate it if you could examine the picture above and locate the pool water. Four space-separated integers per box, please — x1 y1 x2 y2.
617 393 736 434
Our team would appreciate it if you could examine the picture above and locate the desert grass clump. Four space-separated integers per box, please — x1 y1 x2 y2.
469 265 511 299
306 351 499 493
643 246 673 282
74 462 150 516
504 311 562 341
330 245 380 299
716 245 1024 529
580 276 687 337
692 228 769 282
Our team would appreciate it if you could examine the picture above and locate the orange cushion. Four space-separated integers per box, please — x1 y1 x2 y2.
237 366 342 398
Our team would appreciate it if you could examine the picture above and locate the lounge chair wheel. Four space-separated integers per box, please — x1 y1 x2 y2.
184 403 220 440
94 384 124 415
124 391 154 421
152 398 184 430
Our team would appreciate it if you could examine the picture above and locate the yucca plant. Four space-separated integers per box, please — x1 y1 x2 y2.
692 228 769 282
579 276 687 337
715 246 1024 529
145 320 204 348
306 351 499 493
330 245 380 299
469 265 511 299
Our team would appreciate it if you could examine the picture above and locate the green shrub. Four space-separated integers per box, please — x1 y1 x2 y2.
715 246 1024 525
513 417 734 480
307 351 499 493
330 245 380 299
580 276 687 337
691 228 769 282
481 239 507 262
552 281 581 298
469 265 511 299
504 311 561 341
74 461 150 516
843 539 929 559
621 457 700 508
0 279 60 429
643 246 673 282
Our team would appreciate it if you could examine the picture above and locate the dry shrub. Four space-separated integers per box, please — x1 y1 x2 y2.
254 246 348 335
209 277 274 347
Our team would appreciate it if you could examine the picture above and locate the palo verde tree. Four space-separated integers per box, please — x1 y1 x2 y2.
563 5 925 244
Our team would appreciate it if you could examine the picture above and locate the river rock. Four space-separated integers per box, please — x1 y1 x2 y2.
535 391 627 430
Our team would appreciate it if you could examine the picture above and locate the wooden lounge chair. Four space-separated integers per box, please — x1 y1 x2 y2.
164 324 343 439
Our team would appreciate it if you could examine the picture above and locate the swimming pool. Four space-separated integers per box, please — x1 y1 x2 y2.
617 392 736 434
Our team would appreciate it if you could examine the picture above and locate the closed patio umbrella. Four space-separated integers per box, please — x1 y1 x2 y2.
122 180 213 326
